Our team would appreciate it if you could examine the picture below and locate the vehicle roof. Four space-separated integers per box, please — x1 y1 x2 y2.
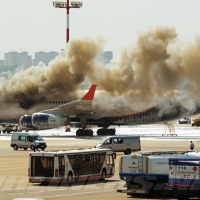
126 150 200 157
105 135 140 139
12 132 40 135
31 148 113 155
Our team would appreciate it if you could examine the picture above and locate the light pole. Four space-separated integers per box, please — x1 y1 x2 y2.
53 1 83 47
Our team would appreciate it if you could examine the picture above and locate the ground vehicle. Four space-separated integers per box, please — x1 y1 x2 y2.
191 118 200 126
178 117 191 124
10 132 47 150
95 136 141 155
0 124 21 134
164 158 200 199
28 148 115 185
116 150 200 197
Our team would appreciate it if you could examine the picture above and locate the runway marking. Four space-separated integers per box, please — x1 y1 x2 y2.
29 191 45 193
9 193 24 195
36 189 116 199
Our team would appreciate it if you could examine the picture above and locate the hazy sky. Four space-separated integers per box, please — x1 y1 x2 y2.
1 0 200 59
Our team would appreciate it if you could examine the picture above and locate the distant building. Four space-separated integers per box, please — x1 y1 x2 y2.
4 52 18 66
34 51 59 66
0 60 4 67
18 52 32 69
4 51 32 69
101 51 113 64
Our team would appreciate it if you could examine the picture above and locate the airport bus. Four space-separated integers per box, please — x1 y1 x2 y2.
28 148 115 185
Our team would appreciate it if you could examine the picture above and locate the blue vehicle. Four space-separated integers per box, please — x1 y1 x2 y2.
165 158 200 199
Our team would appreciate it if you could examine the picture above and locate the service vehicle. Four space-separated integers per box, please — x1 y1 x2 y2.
10 132 47 150
95 136 141 155
192 118 200 126
0 124 21 134
178 117 191 124
28 148 115 185
116 150 200 197
164 158 200 199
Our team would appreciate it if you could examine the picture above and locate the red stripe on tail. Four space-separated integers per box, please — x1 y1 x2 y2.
81 85 97 100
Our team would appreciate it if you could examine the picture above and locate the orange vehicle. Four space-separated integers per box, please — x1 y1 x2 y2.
192 118 200 126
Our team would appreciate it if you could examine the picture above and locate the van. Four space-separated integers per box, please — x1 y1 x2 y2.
95 136 141 155
10 132 47 151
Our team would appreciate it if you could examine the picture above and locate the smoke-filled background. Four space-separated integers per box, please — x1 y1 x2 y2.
0 26 200 116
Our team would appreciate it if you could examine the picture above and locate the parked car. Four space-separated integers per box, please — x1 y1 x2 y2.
178 117 191 124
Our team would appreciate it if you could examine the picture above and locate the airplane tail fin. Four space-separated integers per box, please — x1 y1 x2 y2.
81 84 97 100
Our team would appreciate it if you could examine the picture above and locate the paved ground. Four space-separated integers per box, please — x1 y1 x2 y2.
0 136 199 200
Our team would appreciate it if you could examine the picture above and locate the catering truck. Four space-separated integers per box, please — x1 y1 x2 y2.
164 158 200 199
116 150 200 197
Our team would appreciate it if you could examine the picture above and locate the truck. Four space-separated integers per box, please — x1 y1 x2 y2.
116 150 200 197
164 158 200 199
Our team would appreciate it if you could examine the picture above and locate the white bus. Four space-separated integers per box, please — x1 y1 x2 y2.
28 148 115 185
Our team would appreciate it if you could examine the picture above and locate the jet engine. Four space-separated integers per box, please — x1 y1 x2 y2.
19 113 69 130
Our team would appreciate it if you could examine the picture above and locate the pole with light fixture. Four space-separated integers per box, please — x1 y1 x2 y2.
53 1 83 46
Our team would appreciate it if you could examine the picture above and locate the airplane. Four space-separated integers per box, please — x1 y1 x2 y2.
0 85 97 134
0 84 199 136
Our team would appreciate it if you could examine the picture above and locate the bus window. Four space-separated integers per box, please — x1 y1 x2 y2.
31 156 54 177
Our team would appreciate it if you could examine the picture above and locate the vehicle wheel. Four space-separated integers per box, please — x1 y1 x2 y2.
30 145 34 150
13 145 18 150
76 129 82 136
67 173 73 186
124 149 132 155
23 148 27 150
99 170 106 181
41 148 45 151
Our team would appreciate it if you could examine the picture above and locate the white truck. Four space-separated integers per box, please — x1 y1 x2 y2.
116 150 200 197
164 158 200 199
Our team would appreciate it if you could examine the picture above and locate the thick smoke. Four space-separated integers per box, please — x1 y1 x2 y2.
1 26 200 116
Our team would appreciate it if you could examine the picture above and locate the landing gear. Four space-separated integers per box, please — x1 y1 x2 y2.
97 128 116 136
76 129 93 136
